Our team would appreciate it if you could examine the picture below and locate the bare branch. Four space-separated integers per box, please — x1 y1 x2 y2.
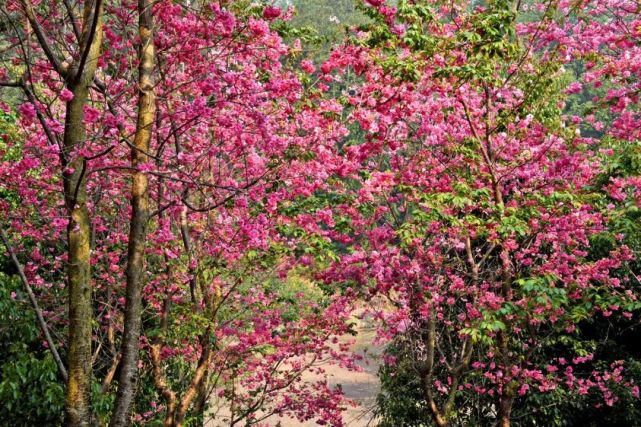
0 226 69 382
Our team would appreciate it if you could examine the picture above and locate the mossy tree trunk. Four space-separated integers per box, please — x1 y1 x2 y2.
59 1 103 425
109 0 156 424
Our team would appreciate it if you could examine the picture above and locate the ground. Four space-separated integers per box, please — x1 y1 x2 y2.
206 316 383 426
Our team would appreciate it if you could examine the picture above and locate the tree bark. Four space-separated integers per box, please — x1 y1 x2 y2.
109 0 156 424
192 372 210 427
497 394 513 427
171 337 212 427
60 1 103 425
158 341 211 427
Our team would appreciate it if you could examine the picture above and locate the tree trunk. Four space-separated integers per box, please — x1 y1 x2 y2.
62 1 103 424
498 394 513 427
109 0 156 424
192 375 209 427
64 154 92 427
420 314 449 427
172 342 212 426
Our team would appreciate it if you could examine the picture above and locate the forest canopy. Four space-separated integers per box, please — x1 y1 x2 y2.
1 0 640 426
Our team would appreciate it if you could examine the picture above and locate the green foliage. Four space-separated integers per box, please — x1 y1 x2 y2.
0 353 65 425
376 339 433 427
442 0 519 80
283 0 369 60
0 272 65 426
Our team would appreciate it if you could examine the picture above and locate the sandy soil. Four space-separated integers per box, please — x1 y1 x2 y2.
205 317 383 427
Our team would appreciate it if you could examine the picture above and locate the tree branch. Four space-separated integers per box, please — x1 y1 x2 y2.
74 0 103 85
0 226 69 382
19 0 65 76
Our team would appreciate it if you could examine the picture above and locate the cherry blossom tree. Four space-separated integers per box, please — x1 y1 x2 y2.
1 0 103 423
1 0 641 426
1 1 355 425
315 1 641 425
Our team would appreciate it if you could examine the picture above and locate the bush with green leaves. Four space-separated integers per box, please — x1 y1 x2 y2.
0 271 65 425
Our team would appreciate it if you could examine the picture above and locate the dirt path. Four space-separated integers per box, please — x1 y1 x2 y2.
279 318 382 427
328 322 382 426
205 317 383 426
